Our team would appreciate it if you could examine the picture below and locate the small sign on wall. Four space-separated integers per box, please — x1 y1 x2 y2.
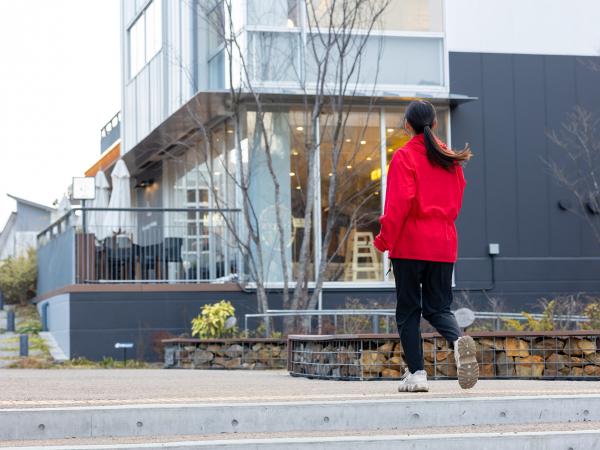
72 177 96 201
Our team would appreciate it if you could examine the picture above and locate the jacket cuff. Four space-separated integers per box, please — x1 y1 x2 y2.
373 235 387 253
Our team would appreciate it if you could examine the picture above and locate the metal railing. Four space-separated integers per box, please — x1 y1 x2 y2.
100 111 121 153
244 309 591 337
36 207 241 291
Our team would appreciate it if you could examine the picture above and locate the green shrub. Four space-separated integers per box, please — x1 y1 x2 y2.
0 248 37 305
503 300 556 331
583 301 600 329
191 300 237 339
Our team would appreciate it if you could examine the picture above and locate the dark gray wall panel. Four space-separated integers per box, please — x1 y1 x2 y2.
451 52 487 258
512 54 550 257
480 53 519 256
450 51 600 296
543 56 582 257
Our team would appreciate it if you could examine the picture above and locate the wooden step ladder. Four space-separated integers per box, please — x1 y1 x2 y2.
346 231 380 281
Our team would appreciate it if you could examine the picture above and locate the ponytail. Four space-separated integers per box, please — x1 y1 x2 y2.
405 100 473 170
423 125 472 170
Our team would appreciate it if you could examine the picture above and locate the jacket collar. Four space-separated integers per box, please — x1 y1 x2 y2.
406 133 426 155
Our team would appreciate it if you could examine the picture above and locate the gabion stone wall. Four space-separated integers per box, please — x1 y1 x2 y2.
288 332 600 380
163 338 287 369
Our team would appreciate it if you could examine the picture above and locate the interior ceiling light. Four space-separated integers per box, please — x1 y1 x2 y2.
227 130 233 134
292 150 299 156
387 128 394 133
289 172 295 176
345 138 351 142
328 172 333 177
360 140 366 145
346 165 352 169
366 156 372 161
296 185 301 190
296 126 304 131
387 148 393 153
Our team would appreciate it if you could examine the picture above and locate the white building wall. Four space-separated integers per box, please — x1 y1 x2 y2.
121 0 201 153
446 0 600 56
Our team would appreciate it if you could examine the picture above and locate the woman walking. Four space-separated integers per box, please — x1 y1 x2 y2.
374 100 477 391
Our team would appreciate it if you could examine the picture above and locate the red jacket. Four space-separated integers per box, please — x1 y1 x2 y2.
374 134 466 263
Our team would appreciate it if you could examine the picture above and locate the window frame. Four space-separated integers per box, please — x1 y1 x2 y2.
127 0 163 80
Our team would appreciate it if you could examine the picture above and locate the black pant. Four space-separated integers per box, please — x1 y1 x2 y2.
391 258 461 373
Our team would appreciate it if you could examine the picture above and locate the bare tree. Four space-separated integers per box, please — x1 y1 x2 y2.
162 0 392 333
547 106 600 243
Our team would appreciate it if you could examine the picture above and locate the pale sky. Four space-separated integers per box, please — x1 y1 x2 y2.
0 0 120 225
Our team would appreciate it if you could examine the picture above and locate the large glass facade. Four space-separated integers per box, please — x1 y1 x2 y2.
319 110 382 281
243 106 449 283
163 105 448 285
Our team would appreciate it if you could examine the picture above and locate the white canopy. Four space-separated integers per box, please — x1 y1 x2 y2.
103 159 137 241
86 170 110 240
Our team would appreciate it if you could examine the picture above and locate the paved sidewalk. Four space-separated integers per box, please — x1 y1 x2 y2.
2 369 600 408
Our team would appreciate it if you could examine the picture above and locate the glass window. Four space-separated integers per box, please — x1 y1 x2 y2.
305 34 443 87
319 110 382 282
129 15 145 77
163 125 236 281
248 31 300 83
128 0 162 78
209 50 225 89
288 110 314 281
379 0 443 32
208 1 224 54
145 0 162 60
353 36 443 87
307 0 377 29
247 0 300 27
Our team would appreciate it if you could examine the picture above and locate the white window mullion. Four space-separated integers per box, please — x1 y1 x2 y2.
380 107 390 281
313 115 322 308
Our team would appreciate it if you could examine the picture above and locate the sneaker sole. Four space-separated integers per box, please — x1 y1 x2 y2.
457 336 479 389
398 383 429 393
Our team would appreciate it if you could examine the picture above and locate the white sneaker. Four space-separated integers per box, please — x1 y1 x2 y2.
397 369 429 392
454 336 479 389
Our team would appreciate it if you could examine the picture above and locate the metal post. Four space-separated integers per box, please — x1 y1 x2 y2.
0 290 3 310
6 310 15 332
372 315 379 334
82 201 87 283
41 303 48 332
19 335 28 357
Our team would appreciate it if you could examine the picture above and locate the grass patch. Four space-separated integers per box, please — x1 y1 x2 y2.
8 357 53 369
55 357 151 369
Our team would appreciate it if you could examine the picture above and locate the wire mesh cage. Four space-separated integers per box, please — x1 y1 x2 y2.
288 331 600 380
163 338 287 370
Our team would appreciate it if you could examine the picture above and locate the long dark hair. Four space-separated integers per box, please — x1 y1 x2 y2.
404 100 472 170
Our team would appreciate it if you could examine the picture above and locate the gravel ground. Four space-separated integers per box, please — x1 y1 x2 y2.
2 421 600 447
1 369 600 408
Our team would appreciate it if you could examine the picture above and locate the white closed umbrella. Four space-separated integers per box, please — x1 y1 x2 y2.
87 170 110 240
57 195 72 216
104 159 137 241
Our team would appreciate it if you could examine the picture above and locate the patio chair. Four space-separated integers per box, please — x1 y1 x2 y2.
104 235 135 281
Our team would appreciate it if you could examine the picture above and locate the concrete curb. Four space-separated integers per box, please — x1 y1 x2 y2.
2 394 600 441
5 430 600 450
